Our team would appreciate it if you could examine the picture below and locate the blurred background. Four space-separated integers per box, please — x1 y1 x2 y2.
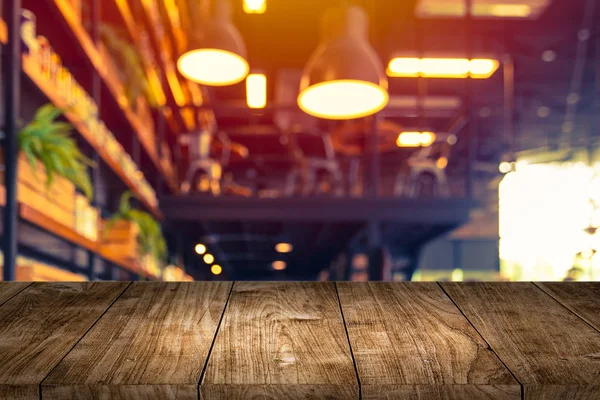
0 0 599 282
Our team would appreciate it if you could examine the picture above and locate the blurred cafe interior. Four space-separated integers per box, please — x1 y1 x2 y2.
0 0 599 283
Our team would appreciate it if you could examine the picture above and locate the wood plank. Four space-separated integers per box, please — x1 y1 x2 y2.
337 282 520 400
441 282 600 400
0 283 31 306
0 282 128 399
43 282 232 399
201 282 358 400
536 282 600 332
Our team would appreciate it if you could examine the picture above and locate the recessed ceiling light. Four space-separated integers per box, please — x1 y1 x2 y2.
541 50 556 62
195 244 207 255
272 261 287 271
275 243 293 253
536 106 550 118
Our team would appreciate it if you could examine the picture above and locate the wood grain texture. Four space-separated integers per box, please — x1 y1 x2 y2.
0 282 30 306
536 282 600 332
0 282 128 399
44 282 232 399
43 385 197 400
337 282 519 400
201 282 358 400
441 282 600 400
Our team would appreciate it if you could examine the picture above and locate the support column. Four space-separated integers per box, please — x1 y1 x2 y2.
87 0 101 281
2 0 22 281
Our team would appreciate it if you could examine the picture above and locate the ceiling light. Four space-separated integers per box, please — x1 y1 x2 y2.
211 264 223 275
203 253 215 264
246 73 267 109
272 261 287 271
177 0 249 86
541 50 556 62
275 242 293 253
387 58 499 79
536 106 550 118
416 0 547 19
499 161 512 174
195 244 207 255
244 0 266 14
298 6 389 120
396 131 436 147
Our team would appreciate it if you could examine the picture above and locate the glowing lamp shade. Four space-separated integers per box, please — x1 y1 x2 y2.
387 57 499 79
298 6 388 120
272 261 287 271
177 0 249 86
246 73 267 109
211 264 223 275
396 131 436 147
203 253 215 264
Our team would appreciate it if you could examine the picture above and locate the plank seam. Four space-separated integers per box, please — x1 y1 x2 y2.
197 281 235 397
437 282 524 399
38 281 133 396
0 282 33 308
533 282 600 334
334 282 362 400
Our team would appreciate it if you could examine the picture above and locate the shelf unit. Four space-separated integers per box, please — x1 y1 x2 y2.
0 186 159 280
0 9 176 281
22 55 163 220
48 0 178 193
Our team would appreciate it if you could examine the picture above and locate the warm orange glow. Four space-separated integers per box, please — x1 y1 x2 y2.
417 2 534 18
211 264 223 275
387 58 499 79
436 157 448 169
298 80 388 120
246 73 267 109
147 68 167 106
195 244 207 254
203 253 215 264
272 261 287 271
488 4 531 17
244 0 266 14
166 65 187 106
275 243 293 253
396 131 436 147
178 49 249 86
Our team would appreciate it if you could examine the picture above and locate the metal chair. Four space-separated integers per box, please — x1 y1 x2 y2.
180 130 246 196
394 134 457 198
285 132 344 197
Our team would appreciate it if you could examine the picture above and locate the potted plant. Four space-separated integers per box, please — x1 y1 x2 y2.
102 191 167 277
18 103 94 199
2 104 94 227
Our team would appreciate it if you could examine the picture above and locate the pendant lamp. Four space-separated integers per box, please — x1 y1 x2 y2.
177 0 249 86
298 6 389 120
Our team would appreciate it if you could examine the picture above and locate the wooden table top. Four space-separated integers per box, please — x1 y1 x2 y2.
0 282 598 400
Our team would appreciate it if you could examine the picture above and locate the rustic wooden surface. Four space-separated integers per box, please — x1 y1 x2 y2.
337 282 520 400
0 282 30 306
536 282 600 332
0 282 598 400
202 282 358 400
43 282 232 400
0 282 129 399
441 282 600 400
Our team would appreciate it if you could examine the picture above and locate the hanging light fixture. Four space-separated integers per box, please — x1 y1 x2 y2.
298 5 389 120
177 0 249 86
